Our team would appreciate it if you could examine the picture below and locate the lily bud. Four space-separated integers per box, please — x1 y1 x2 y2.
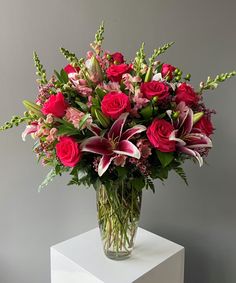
23 100 43 117
144 67 153 82
85 55 103 82
193 112 204 124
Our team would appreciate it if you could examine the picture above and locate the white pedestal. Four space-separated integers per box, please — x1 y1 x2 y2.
51 228 184 283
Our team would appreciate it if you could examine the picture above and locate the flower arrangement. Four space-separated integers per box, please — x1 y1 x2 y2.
1 23 235 259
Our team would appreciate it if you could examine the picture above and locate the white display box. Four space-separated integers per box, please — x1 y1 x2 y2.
51 227 184 283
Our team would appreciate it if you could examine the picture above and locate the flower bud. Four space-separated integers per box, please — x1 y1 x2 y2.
85 55 103 82
193 112 204 124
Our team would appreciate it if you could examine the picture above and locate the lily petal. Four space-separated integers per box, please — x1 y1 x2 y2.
87 123 102 136
186 133 212 149
180 108 193 136
169 130 186 146
98 155 116 177
121 125 146 140
21 124 38 141
108 112 129 141
81 136 112 155
179 146 203 167
114 140 141 159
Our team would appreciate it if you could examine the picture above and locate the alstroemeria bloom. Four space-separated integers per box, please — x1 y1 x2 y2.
169 102 212 166
81 113 146 176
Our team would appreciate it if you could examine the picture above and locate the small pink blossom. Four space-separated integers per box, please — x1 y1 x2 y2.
65 107 92 129
114 155 127 167
102 81 121 92
46 128 58 143
68 74 93 97
136 139 152 158
45 114 54 124
122 73 142 93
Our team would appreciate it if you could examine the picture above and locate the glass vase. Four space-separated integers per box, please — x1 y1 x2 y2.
96 182 142 260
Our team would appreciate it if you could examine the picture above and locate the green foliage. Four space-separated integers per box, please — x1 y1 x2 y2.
94 109 110 128
149 42 174 65
133 42 146 76
145 178 155 193
60 47 80 66
94 21 105 47
33 52 47 84
174 166 188 185
0 115 28 131
200 71 236 92
140 104 153 119
54 69 69 84
156 151 174 168
23 100 43 117
38 168 56 192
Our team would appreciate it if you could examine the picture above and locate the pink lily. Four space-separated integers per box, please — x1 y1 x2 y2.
81 113 146 176
169 102 212 166
22 122 38 141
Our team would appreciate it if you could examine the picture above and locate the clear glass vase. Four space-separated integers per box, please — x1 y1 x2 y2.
96 182 142 260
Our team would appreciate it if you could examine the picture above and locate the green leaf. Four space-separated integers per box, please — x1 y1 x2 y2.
23 100 43 117
146 178 155 193
140 104 153 119
38 169 56 192
174 167 188 185
131 177 145 190
156 150 174 167
116 167 128 179
75 100 89 112
95 87 107 100
94 109 110 128
78 113 91 130
60 69 69 83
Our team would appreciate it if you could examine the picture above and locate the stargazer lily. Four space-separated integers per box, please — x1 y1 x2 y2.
169 102 212 166
81 113 146 176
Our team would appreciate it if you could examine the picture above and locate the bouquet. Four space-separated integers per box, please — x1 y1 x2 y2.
1 23 235 259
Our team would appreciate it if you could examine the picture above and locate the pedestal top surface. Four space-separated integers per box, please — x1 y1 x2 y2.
51 227 184 283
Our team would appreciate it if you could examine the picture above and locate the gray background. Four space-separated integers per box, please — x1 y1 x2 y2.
0 0 235 282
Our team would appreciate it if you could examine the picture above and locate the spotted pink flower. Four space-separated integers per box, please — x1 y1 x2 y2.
81 113 146 176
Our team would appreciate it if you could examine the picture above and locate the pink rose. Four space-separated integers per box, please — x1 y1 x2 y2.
56 136 81 167
101 92 131 119
194 116 214 136
64 64 80 74
161 64 176 80
147 119 176 152
141 81 170 101
175 83 199 106
42 92 68 118
111 52 124 64
106 63 131 82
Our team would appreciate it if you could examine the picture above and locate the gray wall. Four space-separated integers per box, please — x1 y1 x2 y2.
0 0 235 282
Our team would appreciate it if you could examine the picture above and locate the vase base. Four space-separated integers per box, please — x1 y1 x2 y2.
104 249 132 260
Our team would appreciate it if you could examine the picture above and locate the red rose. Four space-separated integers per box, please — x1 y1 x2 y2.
147 119 176 152
194 116 214 136
175 83 199 106
42 92 68 118
141 81 170 101
106 63 131 82
64 64 80 74
161 64 176 80
101 92 131 119
56 136 81 167
111 52 124 64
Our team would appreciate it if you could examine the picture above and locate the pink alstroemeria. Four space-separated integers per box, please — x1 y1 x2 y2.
81 113 146 176
169 102 212 166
